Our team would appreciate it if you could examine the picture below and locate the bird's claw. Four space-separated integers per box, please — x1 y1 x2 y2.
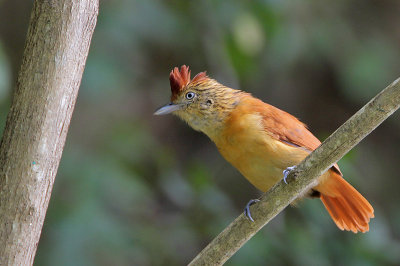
283 166 297 184
244 199 260 222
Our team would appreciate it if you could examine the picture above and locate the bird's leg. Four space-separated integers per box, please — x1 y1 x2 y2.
244 166 297 222
244 199 260 222
283 165 297 184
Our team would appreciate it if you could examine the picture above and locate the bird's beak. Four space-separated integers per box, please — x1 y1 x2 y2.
154 103 183 115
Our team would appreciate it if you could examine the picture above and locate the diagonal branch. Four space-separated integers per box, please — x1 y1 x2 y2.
189 77 400 266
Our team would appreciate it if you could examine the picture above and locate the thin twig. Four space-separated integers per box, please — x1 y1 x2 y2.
189 78 400 266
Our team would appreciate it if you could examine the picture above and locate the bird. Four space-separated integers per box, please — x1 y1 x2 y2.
154 65 374 233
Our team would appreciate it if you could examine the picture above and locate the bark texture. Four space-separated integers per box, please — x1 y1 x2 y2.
189 77 400 266
0 0 98 265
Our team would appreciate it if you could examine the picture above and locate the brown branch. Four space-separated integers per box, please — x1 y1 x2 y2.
189 77 400 266
0 0 98 264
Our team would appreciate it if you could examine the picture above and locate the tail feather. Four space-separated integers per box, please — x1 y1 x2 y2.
316 171 374 233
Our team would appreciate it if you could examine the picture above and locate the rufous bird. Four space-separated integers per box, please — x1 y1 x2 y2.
155 65 374 233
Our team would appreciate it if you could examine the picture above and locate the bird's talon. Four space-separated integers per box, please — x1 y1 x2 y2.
244 199 260 222
283 166 297 184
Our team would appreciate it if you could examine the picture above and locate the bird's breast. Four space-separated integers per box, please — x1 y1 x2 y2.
214 112 309 192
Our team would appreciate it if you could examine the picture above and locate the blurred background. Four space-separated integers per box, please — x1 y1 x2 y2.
1 0 400 265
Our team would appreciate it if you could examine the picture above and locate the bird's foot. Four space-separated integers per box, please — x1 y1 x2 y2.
283 165 297 184
244 199 260 222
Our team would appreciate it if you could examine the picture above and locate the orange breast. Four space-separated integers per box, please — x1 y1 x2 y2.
214 111 310 192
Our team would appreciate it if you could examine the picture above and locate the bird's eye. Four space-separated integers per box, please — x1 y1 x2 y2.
185 92 196 100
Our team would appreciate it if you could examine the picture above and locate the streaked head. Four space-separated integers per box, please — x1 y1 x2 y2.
154 65 241 136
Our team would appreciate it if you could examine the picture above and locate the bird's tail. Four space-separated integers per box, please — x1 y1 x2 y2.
316 171 374 233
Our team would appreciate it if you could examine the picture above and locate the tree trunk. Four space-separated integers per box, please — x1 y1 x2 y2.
0 0 99 265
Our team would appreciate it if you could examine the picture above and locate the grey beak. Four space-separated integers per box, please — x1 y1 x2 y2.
154 103 182 115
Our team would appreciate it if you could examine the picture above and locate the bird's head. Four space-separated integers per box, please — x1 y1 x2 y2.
154 65 241 137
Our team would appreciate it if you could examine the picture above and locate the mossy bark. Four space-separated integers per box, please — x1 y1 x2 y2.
0 0 98 264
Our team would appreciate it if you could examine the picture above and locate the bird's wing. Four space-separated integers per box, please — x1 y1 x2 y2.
247 97 342 175
262 105 321 151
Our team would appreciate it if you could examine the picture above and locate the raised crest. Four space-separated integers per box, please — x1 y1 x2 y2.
169 65 207 100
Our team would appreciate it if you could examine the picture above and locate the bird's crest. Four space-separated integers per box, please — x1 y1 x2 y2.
170 65 208 100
